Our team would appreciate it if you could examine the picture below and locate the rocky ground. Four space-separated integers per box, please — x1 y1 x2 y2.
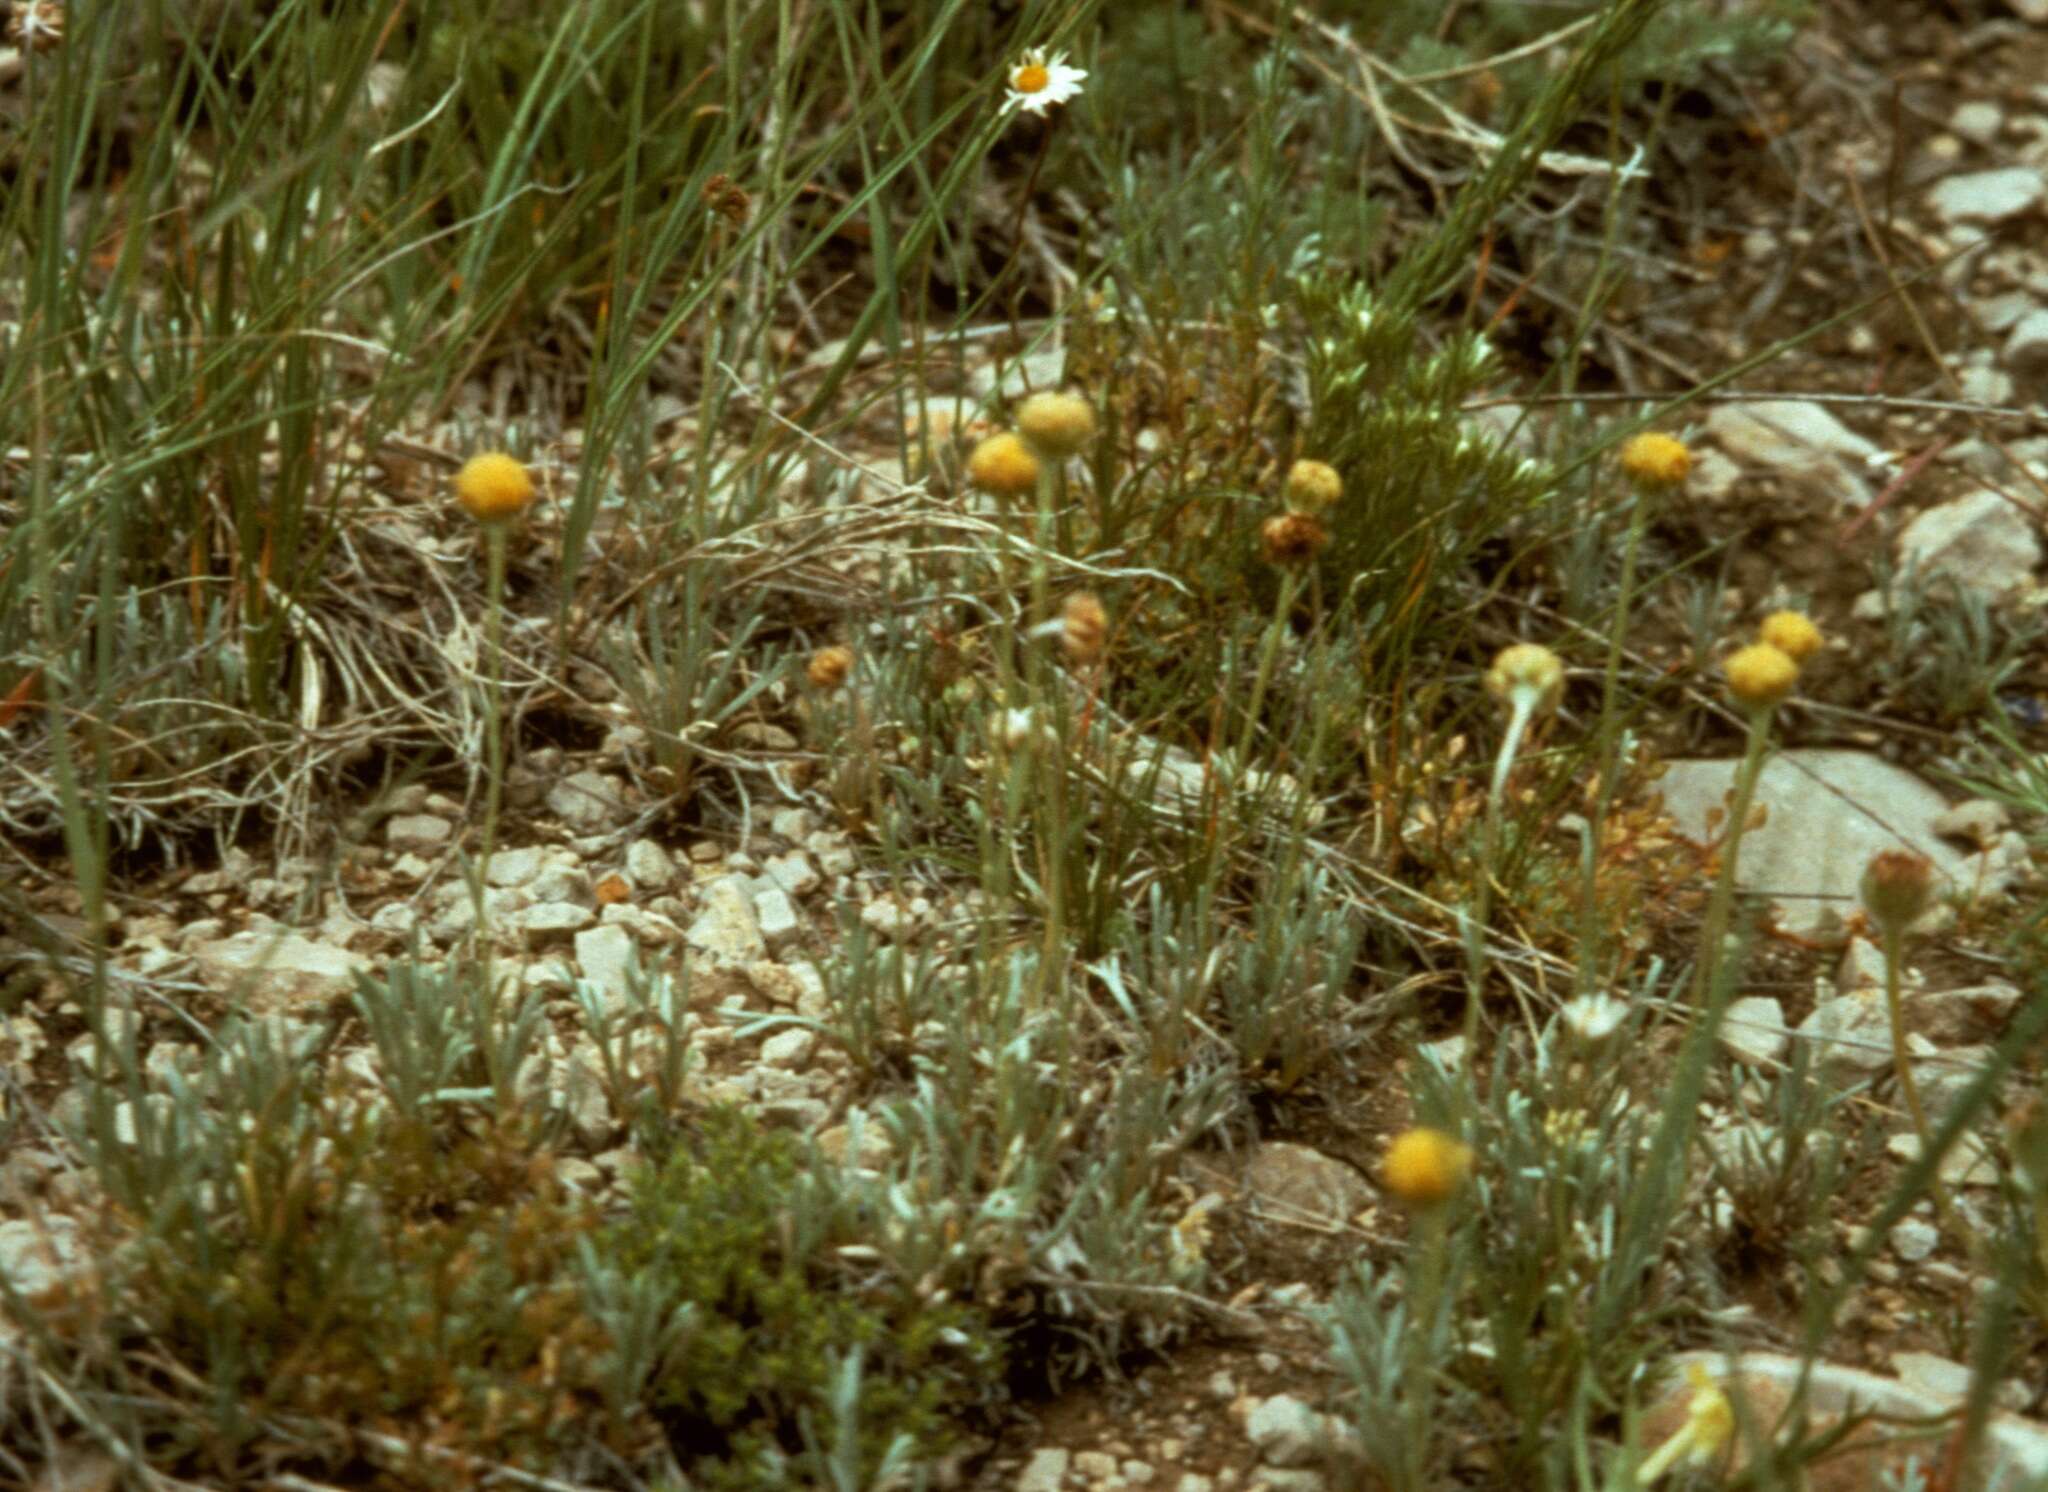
10 2 2048 1490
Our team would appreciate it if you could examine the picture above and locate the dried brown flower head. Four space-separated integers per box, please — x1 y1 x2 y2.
702 173 750 225
806 645 854 691
1059 592 1108 663
1259 511 1329 567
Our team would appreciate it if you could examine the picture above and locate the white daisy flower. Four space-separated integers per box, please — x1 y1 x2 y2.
1004 49 1086 117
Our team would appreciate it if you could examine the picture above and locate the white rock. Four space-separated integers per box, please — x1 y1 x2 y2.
1889 1218 1939 1262
1797 991 1895 1076
2015 0 2048 21
1932 798 2010 850
369 902 418 936
760 1027 817 1069
770 806 818 841
807 830 858 876
191 927 367 1014
1243 1143 1373 1228
1720 996 1788 1067
0 1216 85 1303
485 846 547 888
1244 1394 1337 1469
688 877 766 964
760 851 821 898
1928 166 2047 226
1892 1349 2029 1411
2004 307 2048 384
1703 401 1882 509
1016 1448 1071 1492
1657 750 1973 939
574 925 639 1005
547 770 631 833
1835 937 1890 995
1887 1131 1999 1187
519 902 594 935
1897 489 2042 601
1950 101 2005 146
624 838 676 891
745 960 829 1019
860 896 920 943
529 862 592 906
753 886 802 952
385 813 452 851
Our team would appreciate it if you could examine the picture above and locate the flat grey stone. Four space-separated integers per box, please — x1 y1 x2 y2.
1720 996 1788 1067
1797 991 1896 1076
519 902 594 935
753 886 802 952
547 770 630 833
624 838 676 891
192 926 367 1014
1897 489 2042 601
485 846 546 887
0 1216 84 1304
1242 1142 1371 1228
760 1027 817 1069
760 851 821 898
575 925 638 1004
687 877 766 964
1016 1448 1070 1492
1928 166 2047 226
1656 749 1970 940
385 813 452 851
1889 1219 1939 1263
529 863 593 906
1703 400 1882 509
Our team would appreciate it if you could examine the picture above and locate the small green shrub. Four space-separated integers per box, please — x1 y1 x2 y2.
601 1109 1006 1491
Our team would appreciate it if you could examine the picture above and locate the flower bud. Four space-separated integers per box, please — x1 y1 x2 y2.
1757 610 1823 664
966 432 1041 499
1380 1127 1473 1207
1724 643 1798 711
1484 643 1565 716
1016 392 1097 459
806 645 853 691
1618 432 1692 490
1059 592 1108 663
1285 458 1343 514
1259 511 1329 567
453 452 536 524
1860 849 1935 936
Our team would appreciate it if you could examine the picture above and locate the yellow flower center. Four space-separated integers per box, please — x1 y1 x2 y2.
1014 63 1050 93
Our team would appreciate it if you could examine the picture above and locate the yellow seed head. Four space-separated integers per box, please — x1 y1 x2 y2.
1484 643 1565 715
966 431 1041 500
1619 432 1692 490
453 452 536 524
1724 642 1798 711
1757 609 1823 663
1860 849 1935 935
1060 592 1108 663
1285 458 1343 514
1259 511 1329 567
1016 392 1098 459
1380 1127 1473 1208
806 645 853 691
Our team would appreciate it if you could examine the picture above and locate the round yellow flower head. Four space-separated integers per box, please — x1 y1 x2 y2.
1059 591 1108 663
1016 392 1097 459
1484 643 1565 716
1381 1127 1473 1208
1619 432 1692 490
453 452 535 524
1724 643 1798 711
1860 849 1935 935
1285 458 1343 515
1756 609 1823 664
966 431 1041 500
806 645 853 692
1259 511 1330 567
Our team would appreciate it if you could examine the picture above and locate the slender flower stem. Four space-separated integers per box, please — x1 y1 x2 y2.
474 523 512 960
1461 693 1535 1057
1880 922 1963 1241
1689 703 1774 1007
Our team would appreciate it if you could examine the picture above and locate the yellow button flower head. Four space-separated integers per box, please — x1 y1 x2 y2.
1004 49 1087 117
806 645 853 691
1380 1127 1473 1208
453 452 535 524
1636 1364 1734 1483
1860 849 1935 935
1285 458 1343 515
1059 591 1108 663
966 431 1041 500
1756 609 1823 664
1017 392 1097 459
1484 643 1565 716
1724 642 1798 711
1619 432 1692 490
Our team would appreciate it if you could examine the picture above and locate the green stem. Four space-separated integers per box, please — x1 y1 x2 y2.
1689 703 1775 1007
475 523 511 967
1402 1205 1452 1490
1881 922 1963 1242
1461 694 1535 1058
